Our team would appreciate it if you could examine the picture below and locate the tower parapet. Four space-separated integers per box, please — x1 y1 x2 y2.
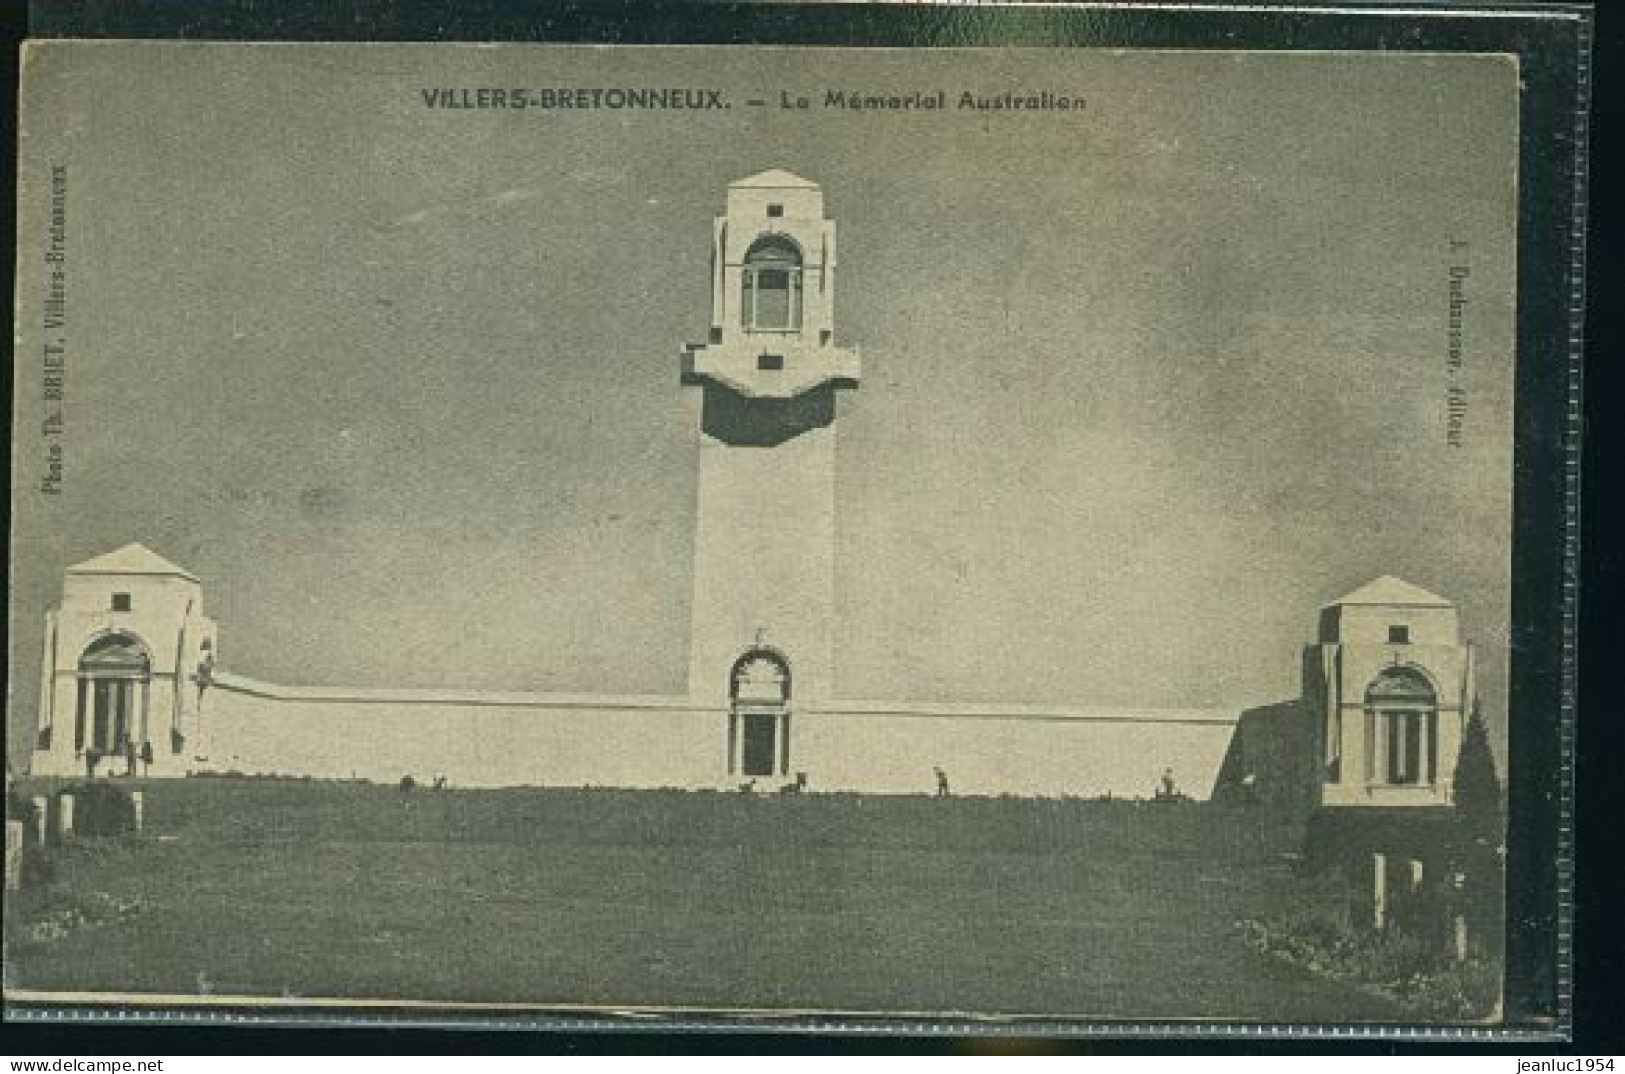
681 169 860 400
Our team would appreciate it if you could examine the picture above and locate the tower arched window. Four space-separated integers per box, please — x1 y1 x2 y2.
75 633 152 758
740 237 802 333
1364 667 1438 786
731 651 791 705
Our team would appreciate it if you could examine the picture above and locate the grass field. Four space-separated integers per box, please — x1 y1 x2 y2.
4 778 1404 1022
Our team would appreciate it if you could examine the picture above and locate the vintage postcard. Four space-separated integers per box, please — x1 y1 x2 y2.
6 39 1541 1028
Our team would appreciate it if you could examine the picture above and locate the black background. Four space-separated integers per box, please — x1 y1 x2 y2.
0 0 1618 1056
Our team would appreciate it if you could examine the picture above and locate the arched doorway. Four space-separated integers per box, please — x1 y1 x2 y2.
75 633 152 763
728 648 791 779
1364 666 1438 787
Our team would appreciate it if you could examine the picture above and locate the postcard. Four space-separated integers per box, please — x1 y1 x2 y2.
6 40 1542 1028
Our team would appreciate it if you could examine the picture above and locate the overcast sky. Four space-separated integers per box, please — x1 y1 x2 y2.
11 43 1519 755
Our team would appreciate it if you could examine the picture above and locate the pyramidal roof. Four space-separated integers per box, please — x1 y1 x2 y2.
730 169 819 190
1324 575 1452 609
67 543 198 582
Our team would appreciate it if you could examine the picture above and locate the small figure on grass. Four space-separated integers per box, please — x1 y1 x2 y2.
139 740 154 778
1156 767 1178 800
934 767 951 798
123 737 138 778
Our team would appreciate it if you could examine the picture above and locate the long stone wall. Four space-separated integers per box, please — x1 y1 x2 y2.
207 675 721 788
202 673 1246 798
797 702 1242 799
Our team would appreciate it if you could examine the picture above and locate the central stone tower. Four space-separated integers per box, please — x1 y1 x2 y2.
681 170 860 768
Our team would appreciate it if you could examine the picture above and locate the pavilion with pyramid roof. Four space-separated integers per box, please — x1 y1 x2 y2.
1306 575 1477 808
32 544 218 777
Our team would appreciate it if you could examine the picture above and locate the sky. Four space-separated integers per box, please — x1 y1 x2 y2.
11 43 1520 756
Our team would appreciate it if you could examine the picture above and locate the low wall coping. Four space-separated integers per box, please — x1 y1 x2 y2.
212 673 1243 725
809 701 1240 725
212 673 698 711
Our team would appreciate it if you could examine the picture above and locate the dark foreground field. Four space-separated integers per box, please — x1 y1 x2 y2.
5 779 1402 1022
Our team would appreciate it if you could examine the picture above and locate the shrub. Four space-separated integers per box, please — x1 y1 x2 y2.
1354 928 1434 985
1405 957 1502 1021
1243 864 1503 1021
4 791 54 889
66 782 137 836
6 789 41 842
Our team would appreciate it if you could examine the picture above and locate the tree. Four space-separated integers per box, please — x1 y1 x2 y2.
1451 700 1506 962
1453 700 1503 842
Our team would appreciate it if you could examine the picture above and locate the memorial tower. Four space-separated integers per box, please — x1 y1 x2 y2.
680 171 861 777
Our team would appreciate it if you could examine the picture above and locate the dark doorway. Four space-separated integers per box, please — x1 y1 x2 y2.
741 713 778 777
